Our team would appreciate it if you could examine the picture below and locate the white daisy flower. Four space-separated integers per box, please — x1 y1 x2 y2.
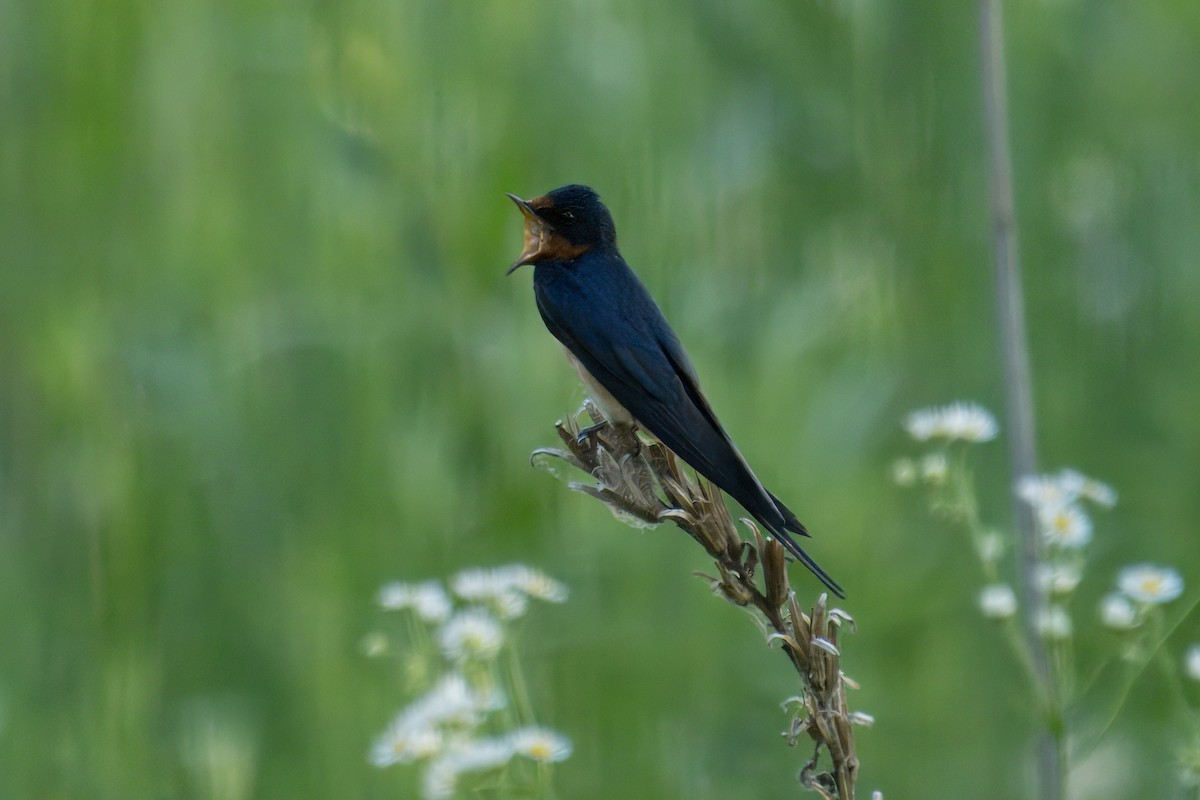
891 458 917 487
1038 504 1092 549
943 402 1000 442
491 590 530 620
1079 477 1118 508
903 402 999 443
415 738 517 797
370 718 443 767
450 568 506 601
979 584 1017 619
408 672 505 730
1099 593 1138 630
1018 469 1117 514
378 580 452 622
1016 474 1074 511
920 452 948 485
510 726 573 763
903 409 939 441
438 608 504 662
1118 564 1184 605
450 565 568 617
451 568 526 618
421 759 458 800
1185 645 1200 682
1036 605 1072 640
510 566 569 603
440 736 516 774
420 738 513 800
378 581 412 610
371 673 501 765
411 583 453 622
1056 469 1086 495
977 532 1005 563
1036 562 1082 596
1059 469 1118 508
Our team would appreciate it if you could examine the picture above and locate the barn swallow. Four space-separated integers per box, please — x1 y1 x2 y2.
506 184 843 597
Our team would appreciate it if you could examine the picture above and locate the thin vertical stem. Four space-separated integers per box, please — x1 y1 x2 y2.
978 2 1063 798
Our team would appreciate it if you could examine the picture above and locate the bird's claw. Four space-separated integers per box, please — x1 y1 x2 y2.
574 422 607 446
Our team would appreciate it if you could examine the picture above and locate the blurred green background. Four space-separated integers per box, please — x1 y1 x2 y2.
3 0 1199 797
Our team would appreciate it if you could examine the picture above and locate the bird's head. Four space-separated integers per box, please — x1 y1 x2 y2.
505 184 617 274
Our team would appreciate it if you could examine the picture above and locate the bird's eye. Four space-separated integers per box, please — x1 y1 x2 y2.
561 210 575 221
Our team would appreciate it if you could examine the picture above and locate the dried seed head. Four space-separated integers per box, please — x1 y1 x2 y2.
532 411 864 799
829 608 856 628
768 631 803 651
789 595 813 643
811 637 841 657
764 537 789 610
719 578 756 606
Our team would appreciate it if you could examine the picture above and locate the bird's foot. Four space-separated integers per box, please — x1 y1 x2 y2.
574 422 608 446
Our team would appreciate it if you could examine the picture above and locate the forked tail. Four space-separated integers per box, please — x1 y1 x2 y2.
771 526 844 599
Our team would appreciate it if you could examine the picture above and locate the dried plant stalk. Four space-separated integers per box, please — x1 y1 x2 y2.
532 403 864 799
978 2 1059 797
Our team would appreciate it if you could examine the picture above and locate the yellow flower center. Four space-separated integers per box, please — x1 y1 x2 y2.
1140 577 1163 596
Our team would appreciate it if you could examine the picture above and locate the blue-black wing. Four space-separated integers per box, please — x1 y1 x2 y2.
533 256 842 597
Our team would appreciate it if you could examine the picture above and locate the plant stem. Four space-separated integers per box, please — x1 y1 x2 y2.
977 1 1062 798
504 639 537 726
1080 596 1200 759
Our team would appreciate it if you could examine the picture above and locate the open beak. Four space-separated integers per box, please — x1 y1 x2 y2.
505 193 548 274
